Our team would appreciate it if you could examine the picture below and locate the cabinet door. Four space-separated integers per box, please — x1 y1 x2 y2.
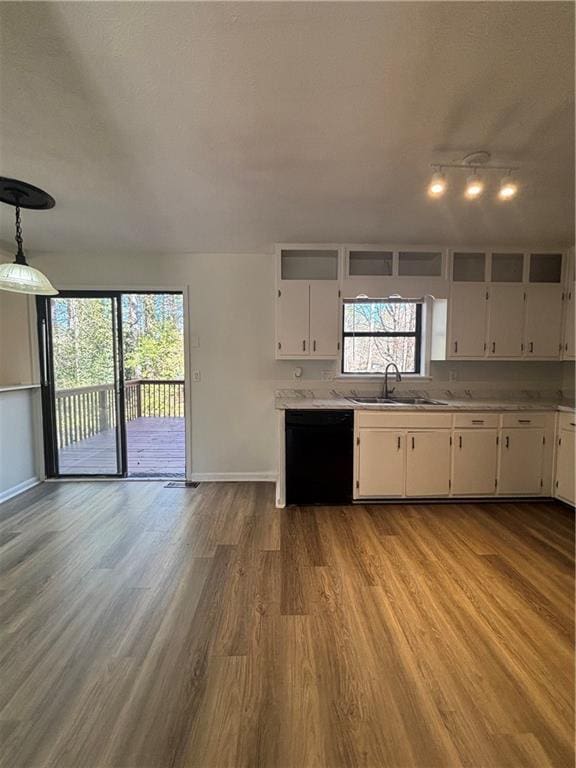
487 286 525 358
524 285 563 358
277 282 309 356
310 281 339 357
563 284 575 360
405 431 451 496
556 428 575 505
448 284 487 358
452 430 498 495
357 430 405 497
499 429 544 495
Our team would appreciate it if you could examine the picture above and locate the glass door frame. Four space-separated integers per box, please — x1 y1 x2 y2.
37 290 128 478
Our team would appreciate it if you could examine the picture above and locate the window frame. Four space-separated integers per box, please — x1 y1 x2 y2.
341 300 423 375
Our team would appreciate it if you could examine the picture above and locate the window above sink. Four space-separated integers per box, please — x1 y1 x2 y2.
342 300 423 375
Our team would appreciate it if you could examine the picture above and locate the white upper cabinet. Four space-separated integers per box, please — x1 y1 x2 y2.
443 250 566 361
277 282 310 356
563 284 575 360
275 245 340 359
448 284 488 357
524 285 563 359
562 251 575 361
487 286 525 358
309 282 340 356
405 430 451 496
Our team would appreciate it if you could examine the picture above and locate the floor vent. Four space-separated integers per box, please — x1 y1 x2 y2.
164 481 200 489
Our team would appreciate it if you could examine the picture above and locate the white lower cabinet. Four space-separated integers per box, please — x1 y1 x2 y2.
357 430 405 497
354 410 556 500
405 431 451 496
498 429 545 495
452 430 498 495
555 418 575 505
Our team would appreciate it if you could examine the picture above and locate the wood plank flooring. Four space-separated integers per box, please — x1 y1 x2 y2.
0 482 573 767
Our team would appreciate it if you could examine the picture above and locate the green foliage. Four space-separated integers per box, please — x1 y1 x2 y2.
51 294 184 390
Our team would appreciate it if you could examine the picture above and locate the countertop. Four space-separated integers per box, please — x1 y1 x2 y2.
276 397 576 413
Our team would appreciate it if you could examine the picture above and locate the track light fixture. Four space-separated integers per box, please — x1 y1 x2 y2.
427 152 520 203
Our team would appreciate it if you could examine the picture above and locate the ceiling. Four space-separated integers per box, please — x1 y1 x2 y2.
0 2 574 255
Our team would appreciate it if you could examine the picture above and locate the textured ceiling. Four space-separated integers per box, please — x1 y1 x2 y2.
0 1 574 255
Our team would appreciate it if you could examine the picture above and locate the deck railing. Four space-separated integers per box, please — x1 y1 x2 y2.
54 379 184 448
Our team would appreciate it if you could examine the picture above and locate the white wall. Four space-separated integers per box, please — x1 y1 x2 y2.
0 388 40 501
0 291 37 385
3 250 569 481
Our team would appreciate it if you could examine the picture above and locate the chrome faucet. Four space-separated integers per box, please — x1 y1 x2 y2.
383 362 402 399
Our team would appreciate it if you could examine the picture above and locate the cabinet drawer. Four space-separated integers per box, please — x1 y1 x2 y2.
558 412 576 432
356 411 452 429
501 413 548 428
453 413 499 428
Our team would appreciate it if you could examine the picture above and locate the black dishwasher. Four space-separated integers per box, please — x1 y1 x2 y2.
285 410 354 505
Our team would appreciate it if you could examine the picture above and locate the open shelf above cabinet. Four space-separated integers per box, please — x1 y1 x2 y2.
452 252 486 282
279 248 339 280
490 253 524 283
398 251 443 277
529 253 563 283
348 250 393 276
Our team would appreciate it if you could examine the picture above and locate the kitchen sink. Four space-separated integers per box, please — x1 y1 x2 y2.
349 396 445 405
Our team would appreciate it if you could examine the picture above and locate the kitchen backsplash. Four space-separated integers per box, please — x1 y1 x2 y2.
274 360 575 404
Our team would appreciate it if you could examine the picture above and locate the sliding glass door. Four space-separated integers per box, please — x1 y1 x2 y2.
38 293 126 477
38 290 186 479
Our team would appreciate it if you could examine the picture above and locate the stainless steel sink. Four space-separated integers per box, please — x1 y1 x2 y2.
349 396 445 405
387 397 445 405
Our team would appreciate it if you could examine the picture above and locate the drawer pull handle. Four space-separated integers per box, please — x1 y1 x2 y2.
411 436 415 450
471 420 484 424
302 340 306 352
505 436 510 449
570 422 576 427
313 340 316 352
397 436 401 450
529 341 534 353
492 341 496 353
517 419 531 424
454 341 458 353
459 435 463 449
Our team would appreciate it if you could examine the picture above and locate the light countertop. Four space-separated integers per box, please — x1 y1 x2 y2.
276 397 575 413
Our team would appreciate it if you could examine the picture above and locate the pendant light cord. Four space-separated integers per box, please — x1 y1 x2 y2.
14 205 26 265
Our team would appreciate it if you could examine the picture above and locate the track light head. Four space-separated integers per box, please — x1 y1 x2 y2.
428 170 447 198
498 174 518 200
464 173 484 200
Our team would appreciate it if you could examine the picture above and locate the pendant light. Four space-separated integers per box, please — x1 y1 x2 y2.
0 177 58 295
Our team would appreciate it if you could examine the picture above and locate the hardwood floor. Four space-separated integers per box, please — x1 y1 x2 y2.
0 482 573 767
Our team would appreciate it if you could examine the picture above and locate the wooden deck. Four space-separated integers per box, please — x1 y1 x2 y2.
58 416 185 477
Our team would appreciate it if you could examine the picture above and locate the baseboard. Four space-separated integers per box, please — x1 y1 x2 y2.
0 477 41 504
189 472 277 483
